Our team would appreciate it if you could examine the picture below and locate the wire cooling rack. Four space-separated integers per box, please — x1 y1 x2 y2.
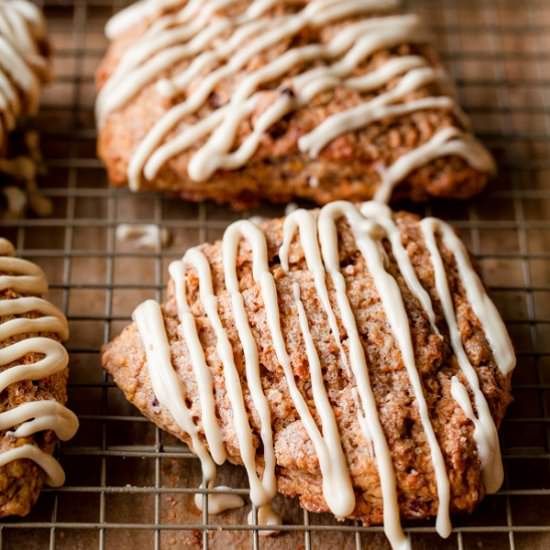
1 0 550 548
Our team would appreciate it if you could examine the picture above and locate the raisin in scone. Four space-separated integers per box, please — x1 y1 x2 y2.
102 200 515 548
0 0 51 217
96 0 495 208
0 238 78 516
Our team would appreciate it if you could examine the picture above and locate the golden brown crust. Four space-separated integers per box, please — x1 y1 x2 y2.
97 2 491 208
102 210 512 525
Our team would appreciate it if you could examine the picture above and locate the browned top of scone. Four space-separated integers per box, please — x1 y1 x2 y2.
0 284 68 517
96 1 491 207
102 207 513 525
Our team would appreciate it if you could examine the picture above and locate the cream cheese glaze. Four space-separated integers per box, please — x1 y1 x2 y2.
132 200 515 548
0 237 78 487
99 0 495 199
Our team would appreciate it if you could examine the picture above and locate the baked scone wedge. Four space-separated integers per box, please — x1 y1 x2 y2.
96 0 495 208
0 238 79 516
102 200 515 548
0 0 52 217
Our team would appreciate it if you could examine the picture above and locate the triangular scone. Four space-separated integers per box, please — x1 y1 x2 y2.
96 0 495 209
102 201 514 548
0 238 78 516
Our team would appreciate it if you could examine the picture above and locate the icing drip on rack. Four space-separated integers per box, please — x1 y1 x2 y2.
116 223 171 250
247 502 282 536
99 0 495 199
0 237 79 487
132 200 515 548
194 485 245 515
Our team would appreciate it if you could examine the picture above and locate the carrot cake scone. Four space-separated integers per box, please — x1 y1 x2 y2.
0 238 78 516
0 0 51 218
102 200 515 548
96 0 496 208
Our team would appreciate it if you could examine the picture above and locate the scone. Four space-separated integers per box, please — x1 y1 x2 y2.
0 0 51 217
0 238 78 516
102 200 515 549
96 0 495 208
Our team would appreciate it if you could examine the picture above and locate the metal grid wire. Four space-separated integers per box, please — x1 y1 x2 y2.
0 0 549 548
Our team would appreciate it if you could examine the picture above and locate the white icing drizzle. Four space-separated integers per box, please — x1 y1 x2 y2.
219 224 279 506
433 220 515 376
0 444 65 486
168 260 226 466
297 69 454 157
182 244 275 507
316 203 409 550
0 253 48 294
226 220 355 517
133 299 216 482
100 0 494 200
360 202 439 333
105 0 183 40
420 218 512 493
279 209 349 377
132 201 515 549
322 201 451 537
373 127 496 203
0 237 78 487
280 207 379 470
0 0 47 149
292 281 355 516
